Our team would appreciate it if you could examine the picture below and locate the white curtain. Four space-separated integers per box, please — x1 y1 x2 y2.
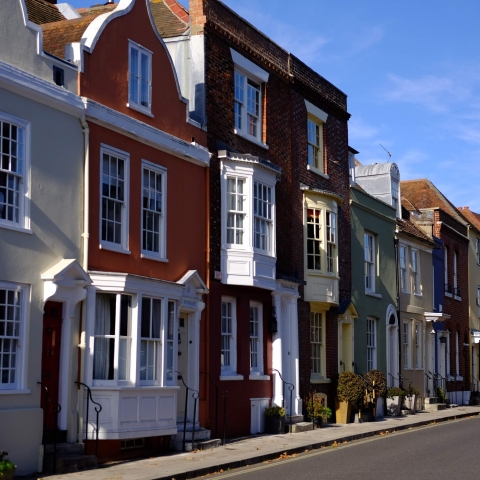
94 294 112 380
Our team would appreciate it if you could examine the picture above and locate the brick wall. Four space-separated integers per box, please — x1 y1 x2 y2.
435 210 470 392
192 0 351 428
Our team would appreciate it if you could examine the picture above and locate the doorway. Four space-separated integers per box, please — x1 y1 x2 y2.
40 301 63 441
177 315 189 423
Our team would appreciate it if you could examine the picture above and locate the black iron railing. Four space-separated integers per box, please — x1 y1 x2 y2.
472 375 478 393
425 372 433 397
272 368 294 428
388 373 400 387
430 371 446 404
176 371 199 452
398 373 410 390
75 382 102 457
202 371 219 438
38 382 61 474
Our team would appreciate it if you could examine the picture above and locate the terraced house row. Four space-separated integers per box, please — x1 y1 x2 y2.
0 0 478 475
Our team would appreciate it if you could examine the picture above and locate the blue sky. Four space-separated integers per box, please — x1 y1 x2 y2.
67 0 480 210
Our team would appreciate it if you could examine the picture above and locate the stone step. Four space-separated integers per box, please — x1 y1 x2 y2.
44 454 97 474
425 397 439 405
424 403 447 412
401 409 415 416
173 427 211 442
285 415 305 425
285 422 314 433
196 439 221 450
45 443 84 455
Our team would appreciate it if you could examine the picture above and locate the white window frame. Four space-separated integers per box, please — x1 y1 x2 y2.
0 111 31 233
476 238 480 265
326 211 336 274
415 322 422 369
139 296 163 386
310 311 326 380
100 145 130 254
226 176 247 247
399 245 408 292
307 116 324 173
128 40 153 115
140 160 166 261
0 282 28 392
453 251 459 298
220 297 238 377
234 70 262 142
412 248 420 295
364 232 376 293
367 317 377 371
253 181 273 253
403 320 411 369
444 246 451 296
221 161 277 257
93 292 133 387
306 207 322 272
305 100 328 178
231 49 269 147
249 302 264 376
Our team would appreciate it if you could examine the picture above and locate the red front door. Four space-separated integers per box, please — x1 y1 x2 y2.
41 301 63 431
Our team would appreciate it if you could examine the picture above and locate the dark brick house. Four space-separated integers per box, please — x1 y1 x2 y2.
402 179 470 403
154 0 351 436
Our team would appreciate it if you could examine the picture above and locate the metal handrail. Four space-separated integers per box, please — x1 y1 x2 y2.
471 375 478 393
202 371 219 438
75 382 102 457
176 371 199 452
38 382 61 474
272 369 294 428
398 373 410 390
425 372 432 397
389 373 400 387
430 372 446 404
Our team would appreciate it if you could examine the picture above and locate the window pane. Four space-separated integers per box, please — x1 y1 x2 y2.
141 297 151 338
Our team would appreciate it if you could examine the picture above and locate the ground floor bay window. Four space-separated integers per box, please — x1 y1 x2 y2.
82 272 207 440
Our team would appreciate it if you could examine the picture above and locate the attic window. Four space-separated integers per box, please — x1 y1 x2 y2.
53 66 64 87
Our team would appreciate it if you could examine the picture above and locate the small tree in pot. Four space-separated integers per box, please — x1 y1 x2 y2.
336 372 364 423
305 392 332 427
404 384 420 412
364 369 387 418
264 406 286 434
386 386 405 416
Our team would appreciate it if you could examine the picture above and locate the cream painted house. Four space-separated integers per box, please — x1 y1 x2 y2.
0 0 87 474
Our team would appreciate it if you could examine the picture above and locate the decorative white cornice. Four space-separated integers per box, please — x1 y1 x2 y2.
0 60 84 116
83 98 210 167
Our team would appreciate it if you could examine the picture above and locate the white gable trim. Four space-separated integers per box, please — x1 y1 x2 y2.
230 48 269 83
84 98 210 166
305 100 328 123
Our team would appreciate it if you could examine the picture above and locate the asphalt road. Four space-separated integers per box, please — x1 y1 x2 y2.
212 416 480 479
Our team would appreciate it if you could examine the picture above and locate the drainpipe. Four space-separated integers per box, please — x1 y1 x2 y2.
77 115 90 444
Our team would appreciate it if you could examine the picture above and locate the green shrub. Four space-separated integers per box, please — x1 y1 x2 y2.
404 385 420 397
337 372 364 404
0 451 15 476
387 387 405 399
264 406 286 417
364 369 387 397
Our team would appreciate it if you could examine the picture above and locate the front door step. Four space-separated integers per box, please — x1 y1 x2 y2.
285 415 305 425
285 422 314 433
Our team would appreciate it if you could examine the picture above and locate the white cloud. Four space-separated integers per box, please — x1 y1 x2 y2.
348 117 380 141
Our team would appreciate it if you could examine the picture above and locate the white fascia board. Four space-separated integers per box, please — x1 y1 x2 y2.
305 100 328 123
0 61 84 116
84 98 210 167
230 48 269 83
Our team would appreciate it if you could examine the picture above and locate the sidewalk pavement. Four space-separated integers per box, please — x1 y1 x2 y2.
38 406 480 480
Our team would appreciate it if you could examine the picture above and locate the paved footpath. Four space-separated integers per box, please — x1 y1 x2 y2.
37 406 480 480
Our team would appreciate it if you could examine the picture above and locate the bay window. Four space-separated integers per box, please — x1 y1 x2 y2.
307 208 321 270
253 182 272 252
227 177 246 245
140 296 161 383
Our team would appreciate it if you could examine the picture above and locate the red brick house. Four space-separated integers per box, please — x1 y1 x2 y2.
401 179 470 403
153 0 351 435
40 0 210 461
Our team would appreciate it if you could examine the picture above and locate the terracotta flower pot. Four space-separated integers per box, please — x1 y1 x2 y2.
335 400 352 424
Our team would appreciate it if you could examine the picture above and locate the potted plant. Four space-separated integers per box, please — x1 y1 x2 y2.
404 385 420 412
436 386 446 403
0 451 16 480
305 392 332 427
264 405 286 434
386 387 404 416
336 372 364 424
364 370 387 418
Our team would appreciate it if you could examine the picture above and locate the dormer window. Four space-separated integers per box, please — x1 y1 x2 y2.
128 41 152 115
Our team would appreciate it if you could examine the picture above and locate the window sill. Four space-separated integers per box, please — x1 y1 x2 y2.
126 102 154 118
401 289 411 294
307 271 340 280
414 293 423 297
454 295 462 301
307 164 329 179
141 253 168 263
445 292 453 298
447 375 455 381
365 291 382 299
99 243 131 255
234 129 269 150
0 388 31 395
220 374 244 381
310 378 331 384
0 223 32 235
455 375 464 381
249 374 270 381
